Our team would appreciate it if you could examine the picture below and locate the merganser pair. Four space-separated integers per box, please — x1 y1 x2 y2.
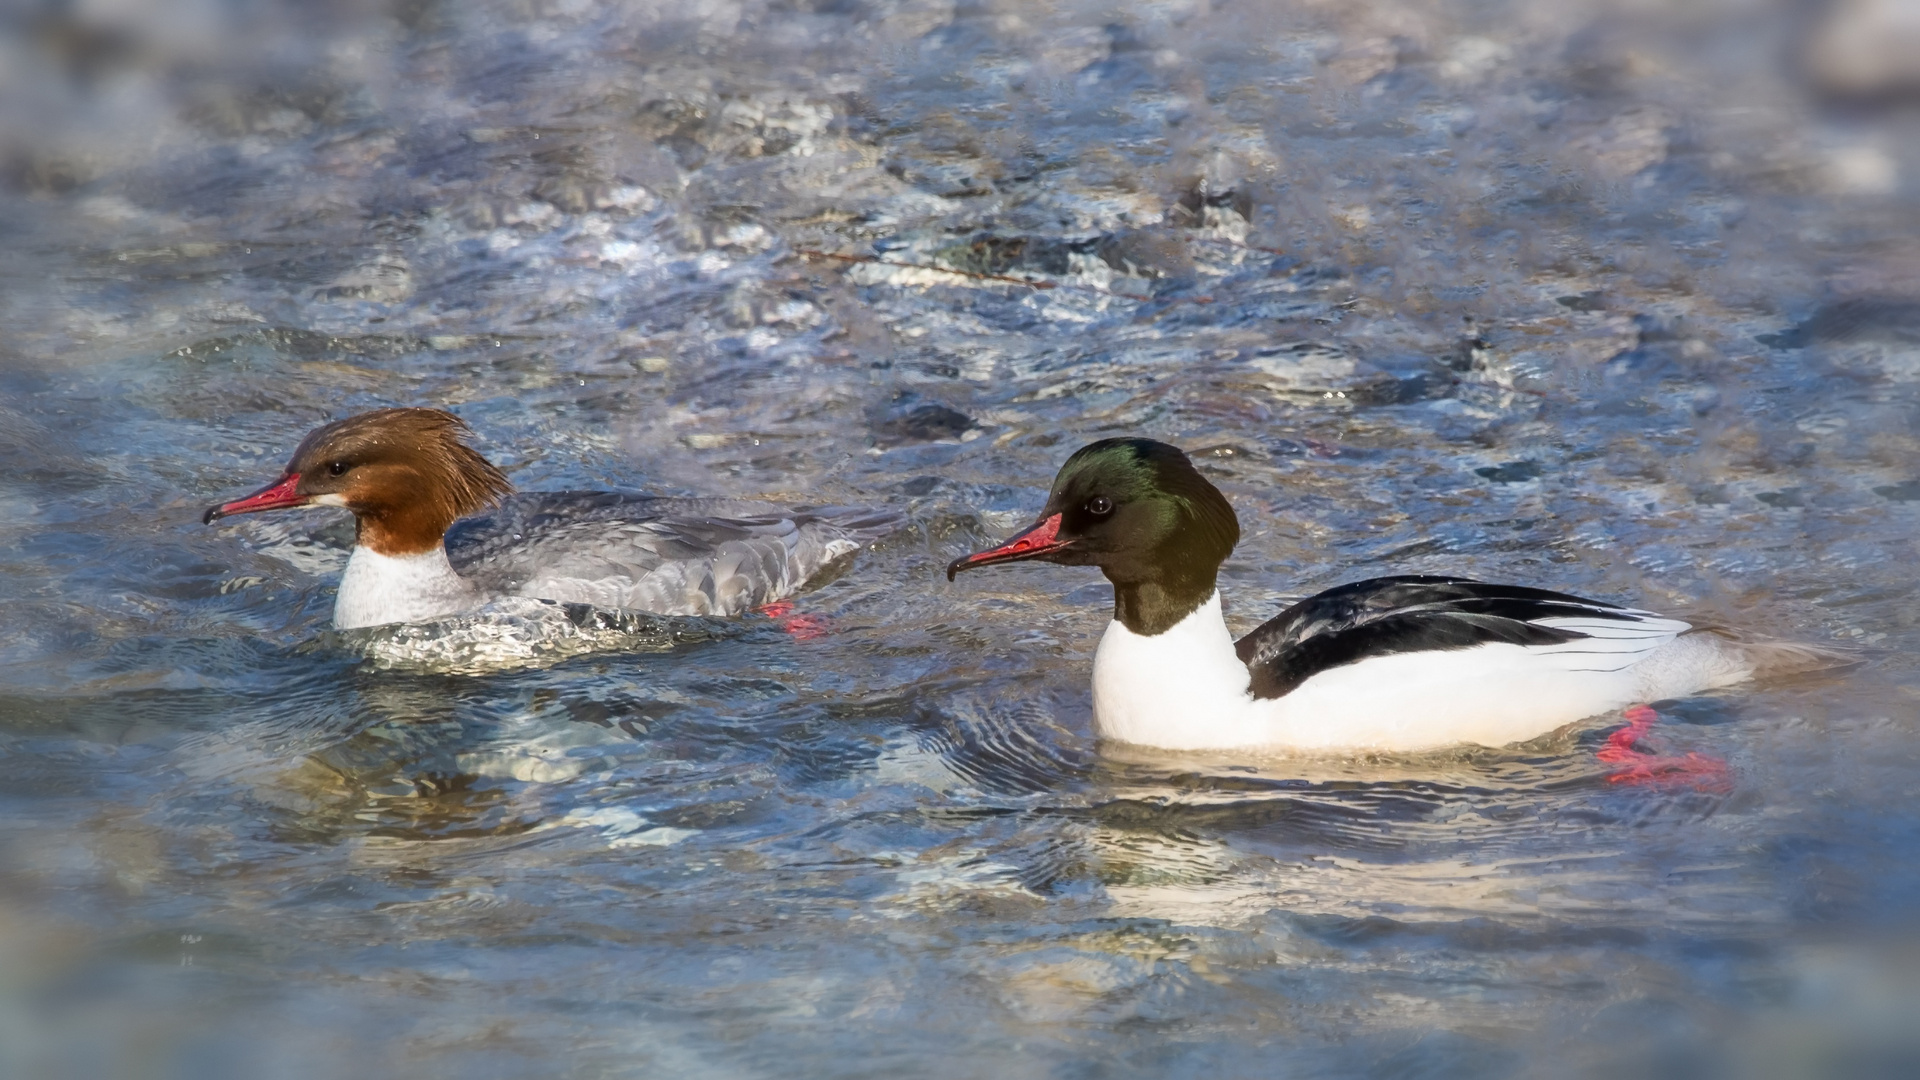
949 438 1843 753
204 408 900 630
207 414 1838 756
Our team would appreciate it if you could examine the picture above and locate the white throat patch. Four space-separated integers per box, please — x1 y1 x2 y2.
334 546 479 629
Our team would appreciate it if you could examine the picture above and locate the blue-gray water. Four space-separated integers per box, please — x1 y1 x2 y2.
2 1 1918 1076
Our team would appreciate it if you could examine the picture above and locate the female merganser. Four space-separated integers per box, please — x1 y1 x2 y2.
947 438 1840 753
205 408 900 630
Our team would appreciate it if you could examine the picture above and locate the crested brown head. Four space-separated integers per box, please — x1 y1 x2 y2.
204 407 513 556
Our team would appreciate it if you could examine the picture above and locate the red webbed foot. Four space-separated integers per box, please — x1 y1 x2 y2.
1596 705 1732 792
754 600 830 640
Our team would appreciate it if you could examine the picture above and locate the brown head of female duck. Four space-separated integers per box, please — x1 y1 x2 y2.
206 408 512 627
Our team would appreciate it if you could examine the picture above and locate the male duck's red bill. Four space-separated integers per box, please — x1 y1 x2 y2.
945 513 1068 580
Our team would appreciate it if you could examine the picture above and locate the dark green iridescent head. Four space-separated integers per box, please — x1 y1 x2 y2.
948 438 1241 635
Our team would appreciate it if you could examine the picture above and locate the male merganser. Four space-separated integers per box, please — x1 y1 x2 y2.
205 408 900 630
948 438 1841 753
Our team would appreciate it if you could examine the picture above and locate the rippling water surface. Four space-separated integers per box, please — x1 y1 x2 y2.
3 0 1919 1075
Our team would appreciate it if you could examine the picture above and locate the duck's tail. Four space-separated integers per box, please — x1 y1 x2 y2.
1689 627 1864 681
802 505 910 547
1733 637 1865 680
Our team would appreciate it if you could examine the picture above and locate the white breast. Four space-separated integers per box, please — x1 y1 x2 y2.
334 546 480 629
1092 593 1260 749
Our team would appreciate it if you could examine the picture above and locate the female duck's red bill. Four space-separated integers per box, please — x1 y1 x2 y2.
203 474 306 524
946 513 1069 580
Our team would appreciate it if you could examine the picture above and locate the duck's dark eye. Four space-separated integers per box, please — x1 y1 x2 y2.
1085 495 1114 516
327 461 349 477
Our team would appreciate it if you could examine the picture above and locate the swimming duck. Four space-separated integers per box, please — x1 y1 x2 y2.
948 438 1837 752
205 408 899 629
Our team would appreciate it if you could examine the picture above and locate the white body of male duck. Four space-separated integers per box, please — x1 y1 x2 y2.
948 438 1840 753
206 408 899 630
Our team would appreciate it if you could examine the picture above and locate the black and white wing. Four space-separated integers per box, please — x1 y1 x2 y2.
447 492 902 616
1233 575 1694 700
